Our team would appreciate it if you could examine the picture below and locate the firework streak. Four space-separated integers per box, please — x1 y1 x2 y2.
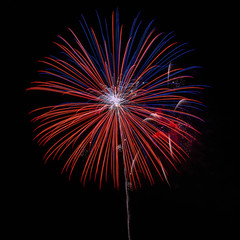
28 10 204 189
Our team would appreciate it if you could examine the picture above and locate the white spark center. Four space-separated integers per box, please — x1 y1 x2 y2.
99 87 126 110
110 94 121 107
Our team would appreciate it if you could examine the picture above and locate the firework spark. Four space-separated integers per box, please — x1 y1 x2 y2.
28 10 204 189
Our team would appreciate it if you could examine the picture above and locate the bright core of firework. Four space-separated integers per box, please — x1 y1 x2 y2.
107 92 122 108
110 94 121 108
108 93 123 108
100 88 124 110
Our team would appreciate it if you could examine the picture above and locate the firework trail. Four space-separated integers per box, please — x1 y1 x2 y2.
124 169 131 240
28 10 204 190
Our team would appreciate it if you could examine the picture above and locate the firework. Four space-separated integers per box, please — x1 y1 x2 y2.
28 10 204 190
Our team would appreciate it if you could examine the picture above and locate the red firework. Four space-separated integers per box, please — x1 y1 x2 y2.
28 10 204 189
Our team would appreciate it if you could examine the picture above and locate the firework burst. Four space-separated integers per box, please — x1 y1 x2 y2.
28 10 204 189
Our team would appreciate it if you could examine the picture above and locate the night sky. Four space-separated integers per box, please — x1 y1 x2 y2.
21 1 238 239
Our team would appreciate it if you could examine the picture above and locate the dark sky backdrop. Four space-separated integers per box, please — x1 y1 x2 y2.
21 1 238 239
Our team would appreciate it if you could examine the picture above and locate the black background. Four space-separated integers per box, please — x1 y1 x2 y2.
20 1 238 239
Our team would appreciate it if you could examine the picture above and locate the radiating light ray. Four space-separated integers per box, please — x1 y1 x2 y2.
28 10 204 189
